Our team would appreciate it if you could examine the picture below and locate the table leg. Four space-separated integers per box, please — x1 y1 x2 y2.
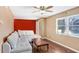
47 44 49 52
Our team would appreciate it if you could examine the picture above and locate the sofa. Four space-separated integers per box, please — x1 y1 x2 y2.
2 30 35 53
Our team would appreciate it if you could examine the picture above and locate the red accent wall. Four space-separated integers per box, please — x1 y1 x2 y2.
14 19 36 33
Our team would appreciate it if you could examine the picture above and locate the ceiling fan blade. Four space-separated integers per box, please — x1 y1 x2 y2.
46 6 53 9
33 6 39 9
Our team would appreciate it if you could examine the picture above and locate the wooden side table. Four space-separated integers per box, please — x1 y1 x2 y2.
33 39 49 52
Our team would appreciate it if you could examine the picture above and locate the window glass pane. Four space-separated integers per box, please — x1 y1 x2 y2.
69 16 79 34
69 26 79 34
58 19 65 25
74 19 79 25
69 16 79 25
58 25 65 33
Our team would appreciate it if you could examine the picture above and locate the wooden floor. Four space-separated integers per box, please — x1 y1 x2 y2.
32 39 76 53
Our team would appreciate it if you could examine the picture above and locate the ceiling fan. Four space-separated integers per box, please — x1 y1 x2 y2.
32 6 53 13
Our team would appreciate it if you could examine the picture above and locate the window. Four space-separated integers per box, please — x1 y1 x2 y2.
68 15 79 38
56 17 66 35
56 14 79 38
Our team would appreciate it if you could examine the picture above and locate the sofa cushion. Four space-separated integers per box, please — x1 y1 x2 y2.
24 35 34 42
18 30 24 36
18 30 34 42
24 30 34 35
2 42 11 53
18 30 34 36
7 31 19 49
11 35 32 53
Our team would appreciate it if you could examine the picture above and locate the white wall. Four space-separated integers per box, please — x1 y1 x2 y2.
0 7 14 52
36 21 40 34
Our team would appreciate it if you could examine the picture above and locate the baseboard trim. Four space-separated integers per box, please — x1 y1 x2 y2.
44 37 79 53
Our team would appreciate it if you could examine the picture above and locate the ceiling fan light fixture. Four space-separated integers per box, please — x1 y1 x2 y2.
40 6 46 10
33 6 53 13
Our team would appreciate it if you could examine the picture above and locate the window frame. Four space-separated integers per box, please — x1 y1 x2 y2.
56 17 67 35
56 14 79 38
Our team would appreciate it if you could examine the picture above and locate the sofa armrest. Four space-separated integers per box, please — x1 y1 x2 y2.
2 42 11 53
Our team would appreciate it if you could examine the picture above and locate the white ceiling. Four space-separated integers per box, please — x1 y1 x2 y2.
9 6 76 20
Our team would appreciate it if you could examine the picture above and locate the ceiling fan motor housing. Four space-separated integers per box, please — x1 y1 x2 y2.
40 6 46 10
